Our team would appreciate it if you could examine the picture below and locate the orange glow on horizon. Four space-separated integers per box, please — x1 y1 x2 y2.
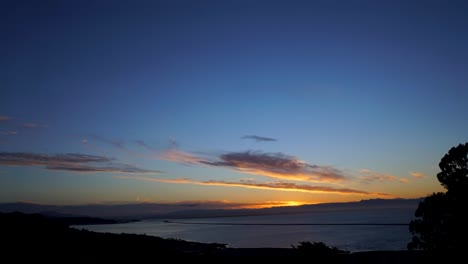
282 201 307 207
229 201 312 209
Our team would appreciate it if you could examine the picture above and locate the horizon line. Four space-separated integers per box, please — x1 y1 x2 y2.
164 220 409 226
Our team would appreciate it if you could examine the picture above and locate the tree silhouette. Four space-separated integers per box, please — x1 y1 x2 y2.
408 142 468 251
437 143 468 196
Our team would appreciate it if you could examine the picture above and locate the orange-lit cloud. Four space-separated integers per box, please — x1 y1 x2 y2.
230 166 344 183
359 169 409 184
399 178 410 183
410 171 427 179
92 138 346 183
0 152 161 174
117 176 393 197
166 150 346 183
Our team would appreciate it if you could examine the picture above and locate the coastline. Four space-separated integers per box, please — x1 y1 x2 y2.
1 212 436 262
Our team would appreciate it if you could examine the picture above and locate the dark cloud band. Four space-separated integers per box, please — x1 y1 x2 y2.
242 135 277 142
201 151 346 182
0 152 161 174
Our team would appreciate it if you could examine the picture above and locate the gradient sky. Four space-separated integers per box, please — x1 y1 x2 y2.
1 0 467 207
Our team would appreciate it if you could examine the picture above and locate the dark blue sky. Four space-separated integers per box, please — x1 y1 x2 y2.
1 0 467 206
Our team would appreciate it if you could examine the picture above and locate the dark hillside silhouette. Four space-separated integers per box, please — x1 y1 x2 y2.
0 212 226 261
408 142 468 252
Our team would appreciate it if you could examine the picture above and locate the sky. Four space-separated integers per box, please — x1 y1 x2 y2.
1 0 467 208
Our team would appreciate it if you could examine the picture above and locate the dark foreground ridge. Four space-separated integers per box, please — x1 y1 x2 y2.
0 212 436 262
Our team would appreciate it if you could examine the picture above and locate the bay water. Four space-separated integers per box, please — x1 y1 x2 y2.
75 207 414 252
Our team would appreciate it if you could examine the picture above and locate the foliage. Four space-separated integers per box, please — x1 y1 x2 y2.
437 143 468 195
408 143 468 251
292 241 348 255
408 192 450 251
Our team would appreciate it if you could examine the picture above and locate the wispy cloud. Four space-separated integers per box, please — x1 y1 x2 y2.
0 152 161 174
168 137 178 148
0 115 11 121
242 135 277 142
162 149 203 165
0 130 17 135
0 116 46 132
87 135 154 159
135 140 158 152
0 117 48 145
47 164 160 173
399 178 410 183
20 123 47 128
21 123 38 128
90 135 126 150
117 176 392 197
410 171 426 179
359 169 409 184
0 152 112 165
202 151 346 183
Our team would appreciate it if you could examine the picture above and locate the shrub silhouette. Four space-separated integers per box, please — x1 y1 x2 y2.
408 142 468 251
292 241 348 255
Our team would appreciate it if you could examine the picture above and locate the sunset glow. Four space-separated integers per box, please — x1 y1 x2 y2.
237 201 310 209
1 0 466 208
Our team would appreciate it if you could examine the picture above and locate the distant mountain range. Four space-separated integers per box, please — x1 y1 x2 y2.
0 198 422 221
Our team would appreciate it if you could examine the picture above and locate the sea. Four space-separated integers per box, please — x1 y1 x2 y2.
75 207 415 252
